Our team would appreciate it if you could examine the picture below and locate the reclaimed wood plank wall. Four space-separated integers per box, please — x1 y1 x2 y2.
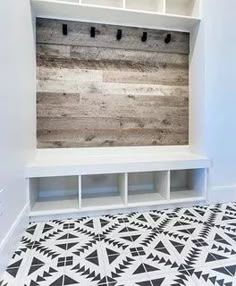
36 18 189 148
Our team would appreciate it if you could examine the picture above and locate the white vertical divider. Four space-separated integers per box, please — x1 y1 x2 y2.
166 170 170 200
119 173 128 205
162 0 166 14
154 171 170 200
123 0 126 9
78 175 82 209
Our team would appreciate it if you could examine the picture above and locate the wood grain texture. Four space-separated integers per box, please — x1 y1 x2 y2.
36 18 189 54
36 18 189 148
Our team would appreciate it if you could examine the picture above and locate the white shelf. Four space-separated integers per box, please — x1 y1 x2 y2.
30 176 79 215
170 190 204 201
81 173 126 209
31 199 78 216
128 171 169 204
166 0 199 17
125 0 164 13
170 169 206 201
127 193 167 207
82 195 124 210
26 146 210 178
28 160 208 217
82 0 123 8
31 0 201 32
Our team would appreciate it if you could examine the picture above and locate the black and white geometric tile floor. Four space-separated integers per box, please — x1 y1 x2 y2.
1 202 236 286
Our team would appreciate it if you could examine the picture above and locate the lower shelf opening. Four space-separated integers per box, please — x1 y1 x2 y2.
170 169 205 201
30 176 79 213
128 171 168 204
81 173 126 209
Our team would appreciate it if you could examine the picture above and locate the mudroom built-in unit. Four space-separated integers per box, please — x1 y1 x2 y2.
28 0 210 219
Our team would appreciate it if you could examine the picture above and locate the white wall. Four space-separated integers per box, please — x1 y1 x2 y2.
0 0 235 276
0 0 36 275
203 0 236 201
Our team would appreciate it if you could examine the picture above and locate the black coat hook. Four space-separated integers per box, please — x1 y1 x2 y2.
165 33 172 44
62 24 67 36
141 32 147 42
90 27 96 38
116 29 122 41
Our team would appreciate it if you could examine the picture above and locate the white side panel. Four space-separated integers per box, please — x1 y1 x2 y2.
0 205 29 278
0 0 36 275
203 0 236 194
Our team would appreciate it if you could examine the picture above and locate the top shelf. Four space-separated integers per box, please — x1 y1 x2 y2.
31 0 201 32
25 146 210 178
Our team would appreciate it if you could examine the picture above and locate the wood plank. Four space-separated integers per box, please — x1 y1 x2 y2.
37 44 189 68
37 128 188 148
70 46 189 66
37 93 81 105
37 92 188 118
37 116 188 131
103 70 188 86
38 68 188 88
37 81 188 96
37 67 103 82
37 104 188 119
37 44 70 58
37 55 188 75
36 18 190 54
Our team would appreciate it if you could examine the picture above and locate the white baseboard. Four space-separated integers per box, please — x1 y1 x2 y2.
30 200 207 223
0 204 29 279
208 184 236 204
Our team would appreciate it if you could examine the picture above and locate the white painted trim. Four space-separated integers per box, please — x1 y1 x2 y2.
30 200 207 223
0 204 29 279
26 147 210 178
208 184 236 204
31 0 201 33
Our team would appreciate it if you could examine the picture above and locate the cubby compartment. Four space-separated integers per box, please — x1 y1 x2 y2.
81 173 126 209
128 171 169 204
30 176 79 214
81 0 124 8
125 0 164 13
170 169 206 201
166 0 199 17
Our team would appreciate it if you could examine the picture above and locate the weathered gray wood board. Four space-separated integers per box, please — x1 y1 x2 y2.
36 18 189 148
